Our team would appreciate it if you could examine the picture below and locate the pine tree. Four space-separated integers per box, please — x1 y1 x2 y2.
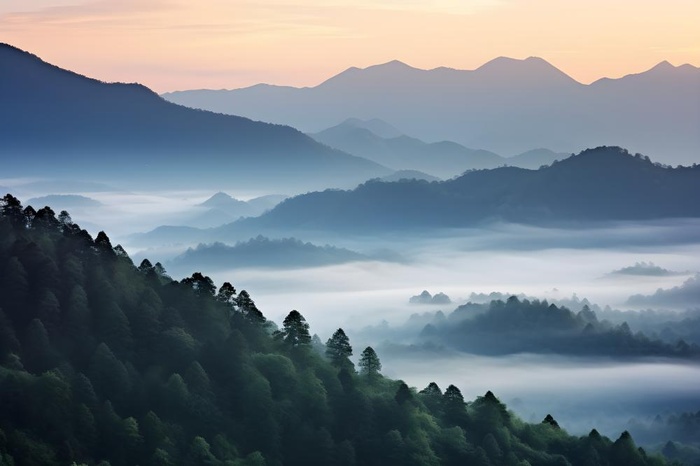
280 310 311 347
325 328 353 368
358 346 381 379
236 290 265 323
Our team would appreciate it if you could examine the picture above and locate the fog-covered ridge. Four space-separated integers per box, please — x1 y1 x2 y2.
239 147 700 232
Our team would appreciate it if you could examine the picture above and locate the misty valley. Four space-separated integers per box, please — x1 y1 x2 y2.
1 42 699 466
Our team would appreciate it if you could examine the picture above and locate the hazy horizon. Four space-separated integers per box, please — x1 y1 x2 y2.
2 0 699 92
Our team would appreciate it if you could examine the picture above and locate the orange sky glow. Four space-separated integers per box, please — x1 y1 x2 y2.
2 0 699 92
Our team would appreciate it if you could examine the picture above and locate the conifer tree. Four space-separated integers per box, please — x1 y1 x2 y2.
358 346 381 379
325 328 353 368
280 310 311 347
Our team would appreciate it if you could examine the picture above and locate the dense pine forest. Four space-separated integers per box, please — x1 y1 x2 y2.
0 194 678 465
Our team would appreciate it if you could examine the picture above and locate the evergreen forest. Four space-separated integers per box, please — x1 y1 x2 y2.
0 194 679 465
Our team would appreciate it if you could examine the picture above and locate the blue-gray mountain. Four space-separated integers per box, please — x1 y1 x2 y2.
164 58 700 166
310 118 568 177
0 43 388 191
238 147 700 232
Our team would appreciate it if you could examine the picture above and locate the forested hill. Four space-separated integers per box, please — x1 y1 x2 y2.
239 146 700 231
0 43 387 190
0 194 673 466
417 297 699 357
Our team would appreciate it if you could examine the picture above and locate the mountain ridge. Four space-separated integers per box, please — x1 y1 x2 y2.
0 43 389 191
163 58 700 164
233 146 700 232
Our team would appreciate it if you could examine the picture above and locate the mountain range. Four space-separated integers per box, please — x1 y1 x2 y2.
130 146 700 247
237 146 700 232
163 58 700 166
0 43 388 191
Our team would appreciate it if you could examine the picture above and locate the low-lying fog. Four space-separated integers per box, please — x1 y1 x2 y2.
382 353 700 441
9 183 700 446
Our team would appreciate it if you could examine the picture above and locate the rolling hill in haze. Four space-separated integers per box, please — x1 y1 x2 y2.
164 58 700 166
310 118 569 176
0 43 389 191
236 147 700 232
168 236 370 273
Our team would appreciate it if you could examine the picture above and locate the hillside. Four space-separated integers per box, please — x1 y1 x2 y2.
238 147 700 232
0 194 676 465
0 43 388 191
163 58 700 165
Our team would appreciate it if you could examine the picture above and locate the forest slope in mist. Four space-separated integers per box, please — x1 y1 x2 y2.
0 194 678 466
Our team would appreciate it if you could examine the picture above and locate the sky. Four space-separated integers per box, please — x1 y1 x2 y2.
2 0 699 92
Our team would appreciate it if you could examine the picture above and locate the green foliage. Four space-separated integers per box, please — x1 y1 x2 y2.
0 196 674 466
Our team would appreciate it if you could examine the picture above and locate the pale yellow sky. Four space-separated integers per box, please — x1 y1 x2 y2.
2 0 699 92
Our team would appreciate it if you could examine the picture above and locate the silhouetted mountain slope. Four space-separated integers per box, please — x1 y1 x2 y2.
310 120 504 177
164 58 700 165
0 43 388 190
238 147 700 232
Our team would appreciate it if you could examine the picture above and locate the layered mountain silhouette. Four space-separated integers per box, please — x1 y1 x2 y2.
310 118 569 176
236 147 700 232
164 58 700 165
310 119 504 177
0 43 389 191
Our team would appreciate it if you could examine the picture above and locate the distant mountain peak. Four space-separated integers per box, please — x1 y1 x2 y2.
651 60 674 70
200 192 245 208
372 59 414 70
475 56 576 83
208 191 235 201
319 60 421 88
644 60 695 75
